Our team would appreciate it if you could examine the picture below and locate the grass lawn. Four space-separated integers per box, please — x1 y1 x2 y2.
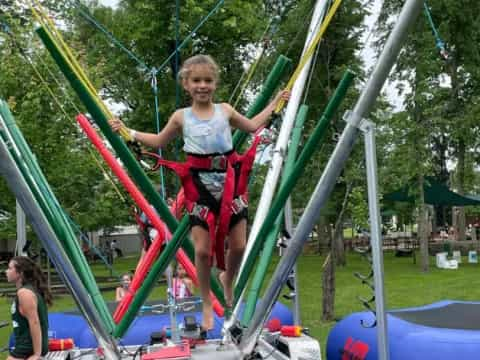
1 251 479 356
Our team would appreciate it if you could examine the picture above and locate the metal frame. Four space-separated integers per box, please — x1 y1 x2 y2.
231 0 331 330
237 0 423 356
0 121 121 359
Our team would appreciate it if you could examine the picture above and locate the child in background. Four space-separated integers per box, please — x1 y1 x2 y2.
110 54 289 331
173 263 194 299
116 273 132 302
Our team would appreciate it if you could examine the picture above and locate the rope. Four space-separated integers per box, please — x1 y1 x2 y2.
2 12 129 206
151 69 167 200
68 0 226 77
35 54 83 115
156 0 226 74
302 36 322 105
302 0 332 105
228 20 273 107
173 0 182 195
30 0 133 141
174 0 181 107
70 0 150 72
423 1 449 60
275 0 343 113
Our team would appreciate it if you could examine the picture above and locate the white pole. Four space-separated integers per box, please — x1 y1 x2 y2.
238 0 329 285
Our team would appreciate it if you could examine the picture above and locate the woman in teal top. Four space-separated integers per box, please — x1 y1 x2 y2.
6 256 52 360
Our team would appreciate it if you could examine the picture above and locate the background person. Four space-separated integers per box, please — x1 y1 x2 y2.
6 256 52 360
115 273 132 302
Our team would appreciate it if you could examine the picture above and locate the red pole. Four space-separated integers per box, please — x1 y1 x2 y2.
76 115 223 321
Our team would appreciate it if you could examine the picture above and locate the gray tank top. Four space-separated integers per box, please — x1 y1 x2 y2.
182 104 232 200
182 104 233 155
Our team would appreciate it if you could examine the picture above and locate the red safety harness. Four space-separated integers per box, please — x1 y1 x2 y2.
149 136 261 270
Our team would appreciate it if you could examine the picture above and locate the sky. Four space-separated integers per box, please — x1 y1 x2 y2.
99 0 118 7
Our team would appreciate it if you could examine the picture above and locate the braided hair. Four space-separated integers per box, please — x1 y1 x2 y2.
12 256 53 306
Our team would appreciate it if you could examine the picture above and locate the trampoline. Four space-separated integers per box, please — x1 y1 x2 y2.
12 298 293 349
327 300 480 360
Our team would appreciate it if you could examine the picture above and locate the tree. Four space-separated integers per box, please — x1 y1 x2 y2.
0 13 131 243
376 0 480 270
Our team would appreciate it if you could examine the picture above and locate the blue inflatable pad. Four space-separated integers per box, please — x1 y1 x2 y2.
327 300 480 360
12 299 293 348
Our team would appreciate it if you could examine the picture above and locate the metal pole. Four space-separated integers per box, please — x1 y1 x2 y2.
165 264 180 343
241 0 329 267
363 121 389 360
235 0 330 321
238 0 423 354
0 137 121 359
283 199 301 325
223 69 354 336
16 200 27 256
0 103 114 331
240 105 308 326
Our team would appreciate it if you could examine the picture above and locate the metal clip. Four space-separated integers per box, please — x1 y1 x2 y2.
343 109 374 133
231 196 248 214
211 155 228 170
190 204 209 219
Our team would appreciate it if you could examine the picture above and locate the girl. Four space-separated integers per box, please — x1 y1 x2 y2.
6 256 52 360
172 263 194 299
110 54 289 331
115 273 132 302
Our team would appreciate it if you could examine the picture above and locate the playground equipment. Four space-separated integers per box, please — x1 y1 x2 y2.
1 0 425 358
328 301 480 360
234 0 424 358
0 101 120 359
230 0 343 332
32 299 293 348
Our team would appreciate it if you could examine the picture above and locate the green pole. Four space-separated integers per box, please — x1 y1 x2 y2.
113 216 190 337
0 102 115 331
36 27 180 243
241 105 308 325
232 55 291 149
234 70 355 305
35 26 219 294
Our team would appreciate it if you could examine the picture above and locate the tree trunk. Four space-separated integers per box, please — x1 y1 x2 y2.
322 184 353 320
412 63 429 272
322 224 335 321
317 215 330 254
334 182 353 266
417 175 429 272
446 53 466 241
456 140 466 241
334 227 346 266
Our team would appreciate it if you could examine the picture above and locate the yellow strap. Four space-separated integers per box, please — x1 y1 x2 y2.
275 0 343 113
30 1 133 142
22 46 130 201
231 21 272 108
232 46 267 109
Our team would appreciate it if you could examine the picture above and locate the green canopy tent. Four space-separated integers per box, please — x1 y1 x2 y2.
383 178 480 206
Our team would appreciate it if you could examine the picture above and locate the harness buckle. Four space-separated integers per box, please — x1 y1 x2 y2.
190 204 209 219
231 195 248 214
211 155 228 170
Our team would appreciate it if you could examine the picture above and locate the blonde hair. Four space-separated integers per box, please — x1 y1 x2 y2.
178 54 220 83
